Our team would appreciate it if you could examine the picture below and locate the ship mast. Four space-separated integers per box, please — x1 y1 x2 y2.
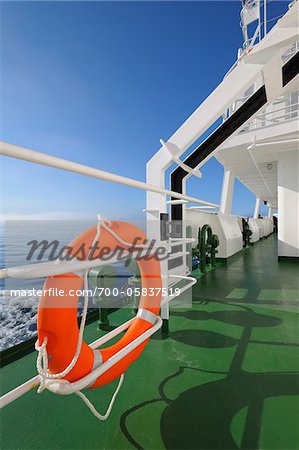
240 0 262 51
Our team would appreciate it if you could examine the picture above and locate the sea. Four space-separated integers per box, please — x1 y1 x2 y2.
0 220 136 351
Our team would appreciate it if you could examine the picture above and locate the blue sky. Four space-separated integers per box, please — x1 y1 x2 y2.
1 1 286 222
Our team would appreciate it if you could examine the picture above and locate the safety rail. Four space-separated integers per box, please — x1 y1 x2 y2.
0 272 196 407
223 77 264 121
0 140 201 301
240 1 297 54
0 238 195 280
0 248 156 280
0 316 162 407
225 7 298 77
0 141 200 368
39 317 163 396
242 97 299 132
223 90 299 133
282 40 299 64
0 142 217 209
169 238 195 245
0 139 212 320
225 37 298 123
167 251 190 260
188 206 218 210
166 274 197 292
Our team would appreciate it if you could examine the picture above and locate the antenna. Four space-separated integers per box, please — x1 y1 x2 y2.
240 0 262 50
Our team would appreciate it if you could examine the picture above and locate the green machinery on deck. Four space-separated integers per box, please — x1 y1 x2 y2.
242 218 253 248
88 261 141 330
192 224 219 274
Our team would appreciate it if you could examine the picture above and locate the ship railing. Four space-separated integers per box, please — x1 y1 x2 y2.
0 140 210 283
1 273 197 406
0 140 207 407
222 78 263 120
0 140 207 287
225 38 298 90
0 142 217 211
241 97 299 132
223 87 299 132
0 316 162 406
282 40 299 64
0 272 196 407
0 238 195 280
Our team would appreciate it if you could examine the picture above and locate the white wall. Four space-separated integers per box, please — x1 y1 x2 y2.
220 169 235 214
186 210 243 259
248 218 260 242
277 149 299 258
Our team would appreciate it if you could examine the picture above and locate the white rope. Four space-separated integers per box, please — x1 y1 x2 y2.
75 373 124 421
35 268 90 392
35 216 108 388
100 219 153 250
34 215 140 420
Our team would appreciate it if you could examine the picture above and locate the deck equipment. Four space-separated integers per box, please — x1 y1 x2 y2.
89 265 116 331
196 225 219 273
204 227 219 270
242 218 253 247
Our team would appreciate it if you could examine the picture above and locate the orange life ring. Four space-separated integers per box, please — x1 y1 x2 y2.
37 221 162 389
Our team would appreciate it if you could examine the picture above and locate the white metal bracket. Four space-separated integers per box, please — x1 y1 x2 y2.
159 140 202 178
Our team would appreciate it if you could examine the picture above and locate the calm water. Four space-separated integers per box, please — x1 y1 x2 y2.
0 221 135 351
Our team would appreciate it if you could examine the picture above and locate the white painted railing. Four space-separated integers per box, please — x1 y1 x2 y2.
242 95 299 132
0 141 218 209
224 39 299 128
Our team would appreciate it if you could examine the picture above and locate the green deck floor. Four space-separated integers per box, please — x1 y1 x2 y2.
1 235 299 449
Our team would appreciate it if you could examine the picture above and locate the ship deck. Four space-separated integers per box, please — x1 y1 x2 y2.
1 235 299 450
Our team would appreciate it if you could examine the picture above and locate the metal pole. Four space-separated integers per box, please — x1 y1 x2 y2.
258 0 262 42
264 0 267 38
0 318 134 408
0 141 219 208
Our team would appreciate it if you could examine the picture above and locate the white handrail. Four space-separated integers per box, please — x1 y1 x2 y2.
0 141 217 208
188 206 218 210
0 317 135 408
0 248 156 280
248 137 299 149
0 277 195 405
0 376 40 409
226 92 299 123
246 116 298 132
166 199 189 205
255 102 299 118
169 238 195 244
0 237 196 279
167 251 190 260
45 317 163 395
164 274 197 299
